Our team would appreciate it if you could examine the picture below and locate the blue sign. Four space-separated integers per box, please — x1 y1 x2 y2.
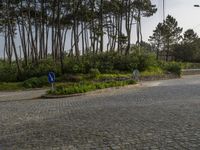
48 72 55 83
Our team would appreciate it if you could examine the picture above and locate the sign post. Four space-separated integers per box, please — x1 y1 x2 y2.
133 69 140 81
48 72 56 92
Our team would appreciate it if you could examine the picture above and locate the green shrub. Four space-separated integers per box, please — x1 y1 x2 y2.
52 83 96 95
98 74 131 81
22 76 48 88
181 62 200 69
141 66 164 77
63 58 84 74
38 76 49 86
137 54 157 71
0 64 17 82
160 62 182 76
89 68 100 79
166 63 181 76
0 51 159 82
19 59 61 81
58 74 84 82
113 54 139 72
0 82 23 91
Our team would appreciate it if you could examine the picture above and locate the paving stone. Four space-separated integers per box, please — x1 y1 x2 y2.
1 77 200 149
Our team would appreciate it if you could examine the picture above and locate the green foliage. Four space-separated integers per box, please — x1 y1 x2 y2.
160 62 182 76
89 68 100 79
63 52 157 74
96 53 115 73
181 63 200 69
141 66 164 77
0 59 61 82
20 59 61 81
149 15 183 61
137 53 157 71
98 74 131 81
0 82 23 91
58 74 84 82
63 58 84 74
173 38 200 62
183 29 198 43
22 76 48 88
173 44 195 62
0 51 180 83
167 63 181 76
113 54 139 72
48 80 136 95
0 63 17 82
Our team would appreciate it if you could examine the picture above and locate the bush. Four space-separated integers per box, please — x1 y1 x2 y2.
89 68 100 79
137 54 157 71
98 74 131 81
181 62 200 69
162 62 182 77
113 54 139 72
22 76 48 88
141 66 164 77
0 82 23 91
58 74 84 82
0 64 17 82
0 51 159 82
96 53 115 73
167 63 182 76
19 59 61 81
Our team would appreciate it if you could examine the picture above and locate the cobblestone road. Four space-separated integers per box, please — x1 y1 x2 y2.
1 76 200 150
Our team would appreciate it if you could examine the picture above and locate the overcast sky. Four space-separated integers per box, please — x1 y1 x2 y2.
1 0 200 57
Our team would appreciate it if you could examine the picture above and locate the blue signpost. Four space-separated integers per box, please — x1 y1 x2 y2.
48 72 55 91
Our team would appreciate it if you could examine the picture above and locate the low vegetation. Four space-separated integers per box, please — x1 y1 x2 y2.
0 82 23 91
48 80 136 95
0 51 184 93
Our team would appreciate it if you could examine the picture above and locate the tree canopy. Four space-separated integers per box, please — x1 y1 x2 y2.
0 0 157 73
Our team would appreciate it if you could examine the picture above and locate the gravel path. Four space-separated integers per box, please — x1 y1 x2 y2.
1 76 200 149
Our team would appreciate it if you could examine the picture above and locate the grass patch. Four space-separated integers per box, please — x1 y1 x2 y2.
48 80 136 95
141 66 164 77
0 76 49 91
0 82 24 91
181 62 200 69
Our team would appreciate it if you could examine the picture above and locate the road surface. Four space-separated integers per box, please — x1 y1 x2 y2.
1 75 200 149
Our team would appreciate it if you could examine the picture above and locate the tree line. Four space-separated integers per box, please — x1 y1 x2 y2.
149 15 200 62
0 0 157 73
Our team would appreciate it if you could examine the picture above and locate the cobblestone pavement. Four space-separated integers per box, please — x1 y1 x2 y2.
1 76 200 150
0 89 46 102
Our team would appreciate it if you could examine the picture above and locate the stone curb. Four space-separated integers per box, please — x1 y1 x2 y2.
41 93 85 99
41 83 141 99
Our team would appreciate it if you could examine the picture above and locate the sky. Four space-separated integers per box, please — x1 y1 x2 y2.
142 0 200 41
1 0 200 57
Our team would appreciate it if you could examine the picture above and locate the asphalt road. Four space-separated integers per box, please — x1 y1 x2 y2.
1 76 200 150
